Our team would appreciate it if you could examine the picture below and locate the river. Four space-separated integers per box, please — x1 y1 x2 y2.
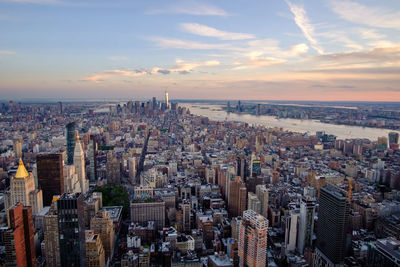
181 103 399 141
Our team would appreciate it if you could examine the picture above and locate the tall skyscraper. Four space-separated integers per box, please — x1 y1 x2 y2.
37 153 64 206
88 135 98 182
284 209 299 254
297 196 316 254
228 176 247 218
165 91 169 109
4 204 36 267
66 122 76 165
4 158 43 215
74 133 88 193
57 193 86 267
238 210 268 267
315 184 350 266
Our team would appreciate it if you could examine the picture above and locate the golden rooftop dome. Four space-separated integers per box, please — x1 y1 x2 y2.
15 158 29 178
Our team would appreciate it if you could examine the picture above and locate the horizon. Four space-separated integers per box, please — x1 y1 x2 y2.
1 0 400 100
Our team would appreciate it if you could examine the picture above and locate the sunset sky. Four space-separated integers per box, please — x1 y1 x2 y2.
0 0 400 101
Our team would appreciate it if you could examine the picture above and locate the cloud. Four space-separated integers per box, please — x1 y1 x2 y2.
316 46 400 65
331 0 400 30
286 1 324 54
179 70 190 75
180 23 254 40
151 37 230 50
157 69 171 75
147 2 228 16
82 59 220 82
318 31 363 50
358 28 385 40
232 57 286 70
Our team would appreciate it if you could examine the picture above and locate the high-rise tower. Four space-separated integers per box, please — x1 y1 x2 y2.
315 184 350 266
66 122 76 165
57 193 86 267
165 91 169 109
238 210 268 267
37 153 64 206
74 133 88 193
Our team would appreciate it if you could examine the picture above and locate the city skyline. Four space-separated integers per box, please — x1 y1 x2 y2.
1 0 400 101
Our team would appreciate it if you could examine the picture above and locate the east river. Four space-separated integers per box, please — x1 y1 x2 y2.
181 103 400 141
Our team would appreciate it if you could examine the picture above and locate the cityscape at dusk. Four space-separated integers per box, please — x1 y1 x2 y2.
1 1 400 267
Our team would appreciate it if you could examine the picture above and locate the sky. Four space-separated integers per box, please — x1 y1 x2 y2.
0 0 400 101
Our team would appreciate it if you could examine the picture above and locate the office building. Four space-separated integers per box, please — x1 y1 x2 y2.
91 211 114 262
74 133 88 193
85 230 106 267
315 184 350 266
44 204 60 267
37 153 64 206
247 192 261 214
57 193 86 267
238 210 268 267
4 204 36 267
228 176 247 218
66 122 76 165
297 197 316 254
284 209 299 254
367 237 400 267
255 184 268 218
4 158 43 215
130 198 165 230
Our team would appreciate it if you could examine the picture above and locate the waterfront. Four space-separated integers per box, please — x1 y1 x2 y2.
182 103 400 141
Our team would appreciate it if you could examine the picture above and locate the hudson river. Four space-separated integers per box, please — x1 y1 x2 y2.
181 103 400 141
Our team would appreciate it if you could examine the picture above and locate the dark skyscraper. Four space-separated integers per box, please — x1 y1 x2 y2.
66 122 76 165
315 184 350 266
57 193 86 267
37 153 64 206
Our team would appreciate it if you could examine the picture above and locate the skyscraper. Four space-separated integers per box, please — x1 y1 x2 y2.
74 133 88 193
165 91 169 109
315 184 350 266
4 204 36 267
5 158 43 215
37 153 64 206
238 210 268 267
66 122 76 165
284 209 299 254
297 196 316 254
57 193 86 267
228 176 247 218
